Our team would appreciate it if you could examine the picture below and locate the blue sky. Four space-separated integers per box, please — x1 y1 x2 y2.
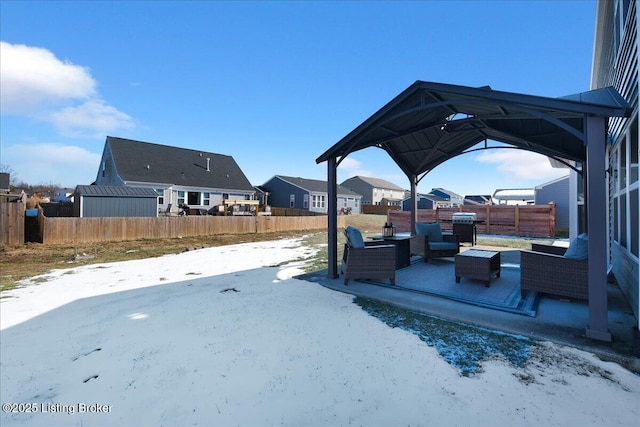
1 1 595 196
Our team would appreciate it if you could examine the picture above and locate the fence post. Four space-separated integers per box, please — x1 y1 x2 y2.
515 204 520 236
485 204 491 234
549 202 556 237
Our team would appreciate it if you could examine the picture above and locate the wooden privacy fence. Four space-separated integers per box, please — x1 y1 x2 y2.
388 203 556 237
362 205 401 215
1 200 25 246
39 214 346 245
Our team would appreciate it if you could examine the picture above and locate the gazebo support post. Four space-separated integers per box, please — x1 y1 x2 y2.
410 174 418 234
327 157 339 279
585 115 611 341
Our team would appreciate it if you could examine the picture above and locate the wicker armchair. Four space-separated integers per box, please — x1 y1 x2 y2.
520 243 588 301
409 222 460 262
341 227 396 285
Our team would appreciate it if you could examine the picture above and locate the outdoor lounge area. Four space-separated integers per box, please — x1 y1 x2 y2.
316 80 635 344
301 240 639 360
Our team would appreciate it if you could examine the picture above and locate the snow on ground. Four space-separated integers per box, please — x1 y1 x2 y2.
1 238 638 426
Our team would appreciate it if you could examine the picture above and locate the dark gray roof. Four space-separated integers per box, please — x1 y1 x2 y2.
316 81 632 177
75 185 159 197
342 176 405 191
106 136 254 191
275 175 362 197
430 188 463 199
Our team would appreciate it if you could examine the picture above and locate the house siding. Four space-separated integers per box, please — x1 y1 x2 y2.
593 0 639 323
535 176 570 231
402 196 435 211
95 143 125 186
341 176 404 206
341 178 374 204
264 176 361 214
262 177 309 210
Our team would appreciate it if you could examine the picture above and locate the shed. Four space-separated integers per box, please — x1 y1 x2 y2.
74 185 159 218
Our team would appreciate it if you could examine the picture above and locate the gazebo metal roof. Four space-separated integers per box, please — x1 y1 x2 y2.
317 80 632 343
316 81 631 177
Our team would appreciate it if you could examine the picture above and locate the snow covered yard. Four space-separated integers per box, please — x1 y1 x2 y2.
1 238 638 426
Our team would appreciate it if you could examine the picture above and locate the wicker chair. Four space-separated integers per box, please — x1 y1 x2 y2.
341 227 396 285
409 222 460 262
520 243 588 301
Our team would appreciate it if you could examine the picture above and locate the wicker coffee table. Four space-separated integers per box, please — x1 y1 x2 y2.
455 249 501 287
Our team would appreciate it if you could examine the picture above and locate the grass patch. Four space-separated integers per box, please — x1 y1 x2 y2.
0 213 556 292
355 297 537 376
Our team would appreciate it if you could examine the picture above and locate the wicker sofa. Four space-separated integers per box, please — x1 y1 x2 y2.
409 222 460 262
520 243 589 301
341 226 396 285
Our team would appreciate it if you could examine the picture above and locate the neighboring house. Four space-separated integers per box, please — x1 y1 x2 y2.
262 175 362 214
74 185 159 218
95 136 256 214
592 0 638 329
535 175 570 232
429 188 464 207
340 176 405 206
492 188 535 205
53 188 74 203
401 193 447 211
464 195 492 205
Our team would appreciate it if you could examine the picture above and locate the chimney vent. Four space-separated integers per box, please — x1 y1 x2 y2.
206 158 210 172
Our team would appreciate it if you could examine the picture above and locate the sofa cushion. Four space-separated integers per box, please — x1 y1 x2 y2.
428 242 458 251
564 233 588 260
345 226 365 248
415 222 443 242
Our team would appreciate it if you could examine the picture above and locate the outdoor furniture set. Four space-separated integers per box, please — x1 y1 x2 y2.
341 226 396 285
342 222 589 300
520 233 589 301
409 222 460 262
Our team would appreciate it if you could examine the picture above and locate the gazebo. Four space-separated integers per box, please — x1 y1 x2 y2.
316 81 632 342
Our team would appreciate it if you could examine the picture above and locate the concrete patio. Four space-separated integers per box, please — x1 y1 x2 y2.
298 245 640 372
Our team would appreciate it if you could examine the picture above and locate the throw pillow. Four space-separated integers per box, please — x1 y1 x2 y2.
345 226 365 248
415 222 443 242
564 233 588 260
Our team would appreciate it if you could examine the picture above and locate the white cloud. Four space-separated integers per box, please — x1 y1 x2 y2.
337 156 372 179
4 143 101 187
0 41 134 137
50 99 135 138
474 149 569 182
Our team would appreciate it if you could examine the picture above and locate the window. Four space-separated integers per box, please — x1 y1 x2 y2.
620 193 627 248
303 194 309 209
203 192 210 206
177 191 185 205
630 189 638 257
188 191 199 205
155 189 164 205
312 195 325 208
630 117 638 184
290 194 295 208
620 138 627 190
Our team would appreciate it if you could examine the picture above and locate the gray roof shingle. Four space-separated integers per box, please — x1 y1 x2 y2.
275 175 362 197
106 136 254 191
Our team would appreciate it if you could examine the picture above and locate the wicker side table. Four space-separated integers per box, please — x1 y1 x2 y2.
455 249 501 287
